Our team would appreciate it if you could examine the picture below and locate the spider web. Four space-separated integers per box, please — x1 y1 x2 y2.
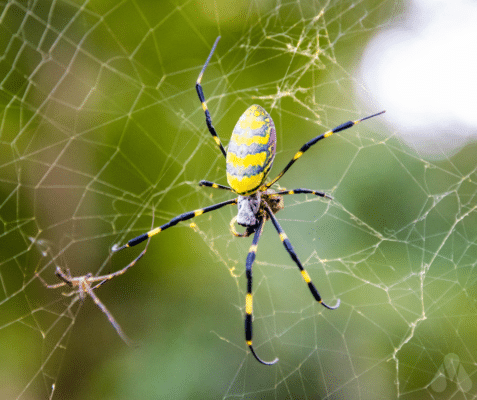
1 0 476 399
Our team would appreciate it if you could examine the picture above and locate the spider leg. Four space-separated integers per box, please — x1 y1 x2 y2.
264 110 385 189
274 188 333 200
264 204 340 310
91 243 149 290
245 216 279 366
113 198 237 252
36 270 67 290
199 180 233 192
84 284 134 346
55 266 74 287
196 36 227 158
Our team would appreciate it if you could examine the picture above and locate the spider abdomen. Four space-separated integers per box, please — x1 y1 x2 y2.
226 105 276 195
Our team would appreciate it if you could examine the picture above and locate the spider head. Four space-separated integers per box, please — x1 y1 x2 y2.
236 192 261 227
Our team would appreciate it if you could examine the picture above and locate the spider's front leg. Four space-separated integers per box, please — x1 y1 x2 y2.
195 36 227 158
113 199 237 252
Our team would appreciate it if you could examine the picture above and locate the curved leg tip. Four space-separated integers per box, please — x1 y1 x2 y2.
249 345 279 366
322 298 340 310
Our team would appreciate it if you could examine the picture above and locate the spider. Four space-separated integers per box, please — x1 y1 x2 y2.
112 36 385 365
37 244 149 346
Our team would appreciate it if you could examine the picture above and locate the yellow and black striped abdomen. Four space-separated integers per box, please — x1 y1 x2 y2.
226 105 276 195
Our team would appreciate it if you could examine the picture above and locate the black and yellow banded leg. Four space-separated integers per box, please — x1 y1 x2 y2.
264 204 340 310
196 36 227 158
265 110 386 189
275 188 332 200
244 217 279 366
199 180 233 192
113 198 237 252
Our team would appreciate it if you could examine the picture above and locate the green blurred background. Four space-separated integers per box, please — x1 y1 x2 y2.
1 0 476 399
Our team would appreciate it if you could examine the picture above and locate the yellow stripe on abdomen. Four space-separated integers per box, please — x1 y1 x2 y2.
239 108 266 131
230 132 270 146
226 172 264 195
227 151 267 169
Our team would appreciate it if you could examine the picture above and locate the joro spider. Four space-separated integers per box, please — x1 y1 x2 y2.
113 37 385 365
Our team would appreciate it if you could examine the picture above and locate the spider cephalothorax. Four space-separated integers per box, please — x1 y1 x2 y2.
231 189 284 237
